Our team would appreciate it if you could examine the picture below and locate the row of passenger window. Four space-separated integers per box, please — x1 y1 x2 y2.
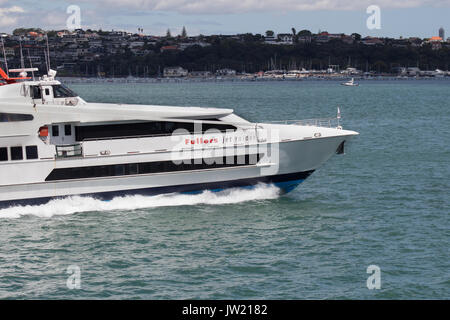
75 121 237 141
45 154 262 181
0 146 38 161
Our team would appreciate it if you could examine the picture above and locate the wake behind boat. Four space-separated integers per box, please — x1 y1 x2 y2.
0 67 358 208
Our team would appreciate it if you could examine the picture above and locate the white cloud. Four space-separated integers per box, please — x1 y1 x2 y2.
40 11 70 27
0 5 24 27
83 0 450 14
0 16 17 27
0 5 24 14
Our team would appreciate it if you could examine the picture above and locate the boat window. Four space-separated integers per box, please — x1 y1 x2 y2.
31 86 42 99
52 125 59 136
25 145 38 160
64 124 72 136
52 84 77 98
45 88 50 96
115 165 125 176
45 153 263 181
0 147 7 161
128 163 138 175
10 146 23 161
75 121 237 141
0 113 34 122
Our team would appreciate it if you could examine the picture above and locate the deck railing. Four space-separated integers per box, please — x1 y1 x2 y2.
267 117 341 128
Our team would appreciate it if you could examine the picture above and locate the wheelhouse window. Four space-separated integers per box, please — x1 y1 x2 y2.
0 147 7 161
52 125 59 136
0 113 34 122
64 124 72 136
52 84 77 98
10 146 23 161
31 86 42 99
26 145 38 160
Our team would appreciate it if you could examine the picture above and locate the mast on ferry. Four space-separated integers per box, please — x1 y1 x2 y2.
0 34 9 77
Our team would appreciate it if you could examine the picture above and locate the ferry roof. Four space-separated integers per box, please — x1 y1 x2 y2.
0 68 235 122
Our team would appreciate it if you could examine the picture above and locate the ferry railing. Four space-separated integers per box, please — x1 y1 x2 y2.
266 117 340 128
79 116 341 144
56 144 83 158
80 128 251 142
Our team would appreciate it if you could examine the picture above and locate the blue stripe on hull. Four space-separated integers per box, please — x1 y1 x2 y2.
274 179 305 194
0 170 314 209
190 179 305 195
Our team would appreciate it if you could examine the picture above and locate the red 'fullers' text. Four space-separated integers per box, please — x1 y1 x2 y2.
185 137 219 145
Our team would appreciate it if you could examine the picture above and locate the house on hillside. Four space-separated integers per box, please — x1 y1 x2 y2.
160 45 179 53
264 35 277 45
277 34 294 45
361 37 384 45
425 36 443 50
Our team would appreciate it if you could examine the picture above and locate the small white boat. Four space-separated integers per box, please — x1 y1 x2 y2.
341 78 359 86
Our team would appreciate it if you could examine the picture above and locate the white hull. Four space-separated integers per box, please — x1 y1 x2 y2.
0 134 351 206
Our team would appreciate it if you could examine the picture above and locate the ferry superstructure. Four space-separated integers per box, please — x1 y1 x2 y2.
0 68 358 208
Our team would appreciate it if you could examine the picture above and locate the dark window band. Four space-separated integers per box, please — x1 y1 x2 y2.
0 113 34 122
75 121 237 141
45 154 262 181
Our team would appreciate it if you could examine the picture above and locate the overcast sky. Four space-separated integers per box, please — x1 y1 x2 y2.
1 0 449 38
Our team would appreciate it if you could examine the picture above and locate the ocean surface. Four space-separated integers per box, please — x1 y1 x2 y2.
0 79 448 299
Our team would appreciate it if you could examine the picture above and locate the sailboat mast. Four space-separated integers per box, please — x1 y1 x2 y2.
27 48 35 80
45 33 51 72
0 35 8 77
19 37 25 69
43 49 49 73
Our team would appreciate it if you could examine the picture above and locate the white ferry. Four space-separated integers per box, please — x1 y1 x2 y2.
0 67 358 208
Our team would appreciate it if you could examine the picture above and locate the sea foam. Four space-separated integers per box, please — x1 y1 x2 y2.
0 184 280 219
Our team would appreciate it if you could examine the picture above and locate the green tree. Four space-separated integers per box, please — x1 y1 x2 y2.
181 26 187 38
46 30 57 37
265 30 274 37
12 28 44 36
297 30 312 37
166 29 172 38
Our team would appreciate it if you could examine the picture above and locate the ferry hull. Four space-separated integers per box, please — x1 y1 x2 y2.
0 170 313 208
0 136 348 209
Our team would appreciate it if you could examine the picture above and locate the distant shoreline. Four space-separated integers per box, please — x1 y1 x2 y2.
59 76 450 84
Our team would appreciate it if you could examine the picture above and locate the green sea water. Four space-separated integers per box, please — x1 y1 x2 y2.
0 79 448 299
